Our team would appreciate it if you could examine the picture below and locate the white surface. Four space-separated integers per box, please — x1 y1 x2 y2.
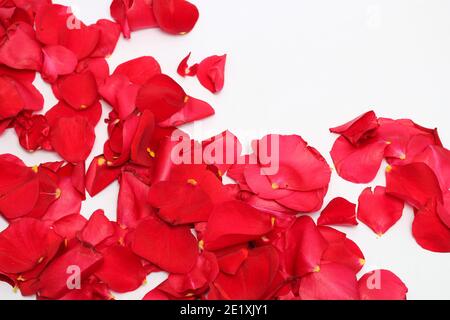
1 0 450 300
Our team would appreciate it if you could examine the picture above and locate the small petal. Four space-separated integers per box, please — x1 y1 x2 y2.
358 269 408 300
318 197 358 226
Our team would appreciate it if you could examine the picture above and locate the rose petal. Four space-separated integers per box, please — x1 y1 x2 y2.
177 52 198 77
357 186 404 236
318 197 358 226
358 269 408 300
153 0 199 35
197 54 226 93
330 111 379 145
57 72 98 110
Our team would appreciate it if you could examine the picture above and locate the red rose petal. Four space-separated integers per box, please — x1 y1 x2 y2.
158 95 215 127
318 197 358 226
330 136 387 183
130 110 155 167
58 24 100 60
283 216 328 277
57 72 98 110
413 145 450 191
153 0 199 35
14 113 51 152
85 155 121 197
0 218 62 274
0 76 24 119
78 210 114 248
46 101 102 128
41 45 78 83
0 23 42 70
385 162 443 209
113 56 161 85
196 54 227 93
50 116 95 163
52 213 87 241
412 200 450 253
136 74 186 123
330 111 379 145
95 245 146 293
110 0 158 39
91 19 121 58
319 226 365 273
298 262 359 300
131 216 198 273
358 269 408 300
203 200 273 251
177 52 198 77
357 186 404 236
118 171 154 229
37 244 103 299
211 246 279 300
216 247 249 275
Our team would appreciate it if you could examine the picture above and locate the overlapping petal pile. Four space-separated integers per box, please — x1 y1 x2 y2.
0 0 448 300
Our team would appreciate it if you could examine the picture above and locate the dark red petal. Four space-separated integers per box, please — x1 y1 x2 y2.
412 200 450 252
79 210 115 247
211 246 279 300
197 55 226 93
46 101 102 128
37 244 103 299
118 171 154 229
385 162 443 209
95 245 146 293
131 216 198 273
203 200 273 251
41 45 78 83
113 56 161 85
318 197 358 226
330 111 379 145
0 218 62 274
216 247 249 275
50 116 95 163
283 216 328 277
57 72 98 110
158 96 215 127
136 74 186 122
358 269 408 300
330 136 387 183
153 0 199 35
298 262 359 300
0 23 42 70
177 52 198 77
357 186 404 236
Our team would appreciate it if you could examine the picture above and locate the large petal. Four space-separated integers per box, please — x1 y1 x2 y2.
358 269 407 300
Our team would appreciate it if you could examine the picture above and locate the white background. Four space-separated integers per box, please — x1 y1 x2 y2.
1 0 450 300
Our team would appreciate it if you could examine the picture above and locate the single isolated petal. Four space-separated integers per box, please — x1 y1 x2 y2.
298 262 359 300
152 0 199 35
131 216 198 273
318 197 358 226
385 162 443 209
330 111 379 145
50 116 95 163
177 52 198 77
357 186 404 236
330 136 387 183
358 269 408 300
196 55 227 93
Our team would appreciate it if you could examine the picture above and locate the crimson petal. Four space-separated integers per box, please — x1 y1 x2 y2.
318 197 358 226
358 269 408 300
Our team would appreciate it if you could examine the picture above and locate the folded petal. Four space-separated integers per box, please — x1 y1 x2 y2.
197 54 226 93
330 111 379 145
177 52 198 77
78 210 115 247
85 155 121 197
